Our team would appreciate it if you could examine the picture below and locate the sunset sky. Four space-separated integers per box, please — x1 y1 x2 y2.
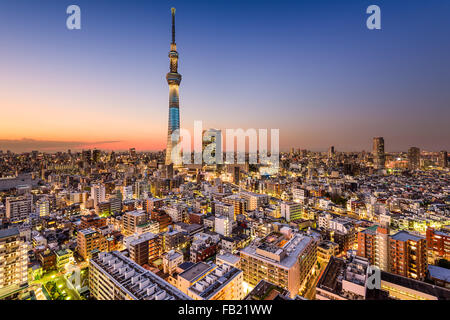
0 0 449 153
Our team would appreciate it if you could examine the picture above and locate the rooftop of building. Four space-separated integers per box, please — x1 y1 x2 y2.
427 265 450 283
177 261 195 272
174 222 203 233
245 279 291 300
0 227 19 239
390 230 424 242
78 228 98 236
216 252 240 265
162 250 183 260
381 270 450 300
240 232 314 269
125 210 147 217
179 261 213 283
91 251 190 300
128 232 158 246
188 263 242 300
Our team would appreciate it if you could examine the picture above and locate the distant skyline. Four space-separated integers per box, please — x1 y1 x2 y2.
1 0 449 153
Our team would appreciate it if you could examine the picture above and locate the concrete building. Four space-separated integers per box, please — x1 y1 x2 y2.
240 191 269 211
36 198 50 217
316 255 370 300
280 202 302 222
177 262 244 300
165 8 182 166
89 251 190 300
373 137 385 169
6 195 32 223
408 147 420 170
426 227 450 263
215 215 232 237
77 228 108 260
124 232 160 266
389 231 427 280
357 225 390 271
122 210 148 236
0 228 28 299
162 250 184 275
91 184 106 209
240 231 317 297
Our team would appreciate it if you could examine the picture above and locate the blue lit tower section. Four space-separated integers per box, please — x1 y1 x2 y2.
165 7 182 165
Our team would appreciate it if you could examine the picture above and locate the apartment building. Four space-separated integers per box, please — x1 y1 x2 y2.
124 232 160 266
280 202 302 222
122 210 148 236
426 227 450 263
240 191 269 211
89 251 190 300
357 225 390 271
177 262 244 300
77 228 108 260
240 231 317 297
6 195 32 223
389 231 427 280
0 228 28 299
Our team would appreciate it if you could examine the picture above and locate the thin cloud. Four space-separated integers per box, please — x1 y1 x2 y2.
0 138 120 153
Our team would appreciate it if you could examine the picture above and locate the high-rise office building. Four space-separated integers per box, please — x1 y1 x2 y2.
328 146 335 158
408 147 420 170
372 137 385 169
233 166 240 185
439 150 448 168
165 8 182 166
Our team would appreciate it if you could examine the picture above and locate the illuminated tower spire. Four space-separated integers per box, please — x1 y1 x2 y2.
165 7 182 165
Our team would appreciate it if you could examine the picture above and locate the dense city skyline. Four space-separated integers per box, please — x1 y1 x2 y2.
1 0 449 152
0 1 449 305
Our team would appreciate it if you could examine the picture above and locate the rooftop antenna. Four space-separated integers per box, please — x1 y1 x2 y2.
171 7 176 44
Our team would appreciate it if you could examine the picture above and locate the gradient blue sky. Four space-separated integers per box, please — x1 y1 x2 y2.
0 0 449 152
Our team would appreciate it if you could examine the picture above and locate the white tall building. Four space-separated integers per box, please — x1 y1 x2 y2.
121 185 133 201
36 198 50 217
91 184 106 208
89 251 190 300
215 215 232 237
280 202 302 222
